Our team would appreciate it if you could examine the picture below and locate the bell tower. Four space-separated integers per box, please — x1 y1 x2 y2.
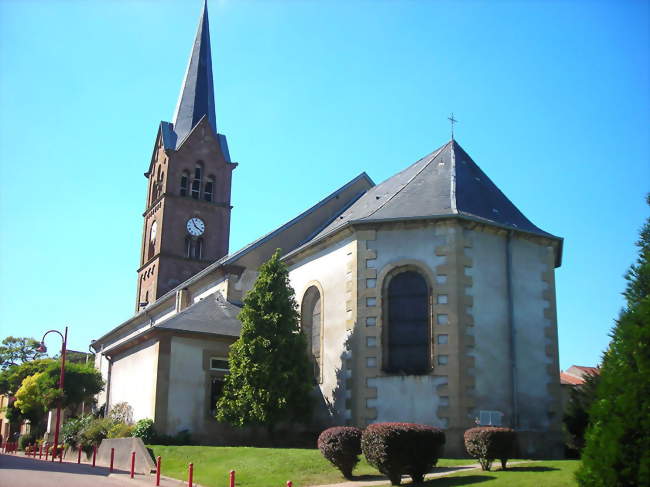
136 1 236 310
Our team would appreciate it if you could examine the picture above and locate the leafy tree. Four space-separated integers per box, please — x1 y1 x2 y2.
0 358 55 395
13 361 103 426
577 195 650 486
563 372 600 452
216 249 313 434
0 336 46 369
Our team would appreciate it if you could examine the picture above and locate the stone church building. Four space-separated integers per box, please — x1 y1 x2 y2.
92 2 564 456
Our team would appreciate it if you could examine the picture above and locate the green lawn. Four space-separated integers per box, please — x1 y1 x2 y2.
148 446 576 487
149 445 470 486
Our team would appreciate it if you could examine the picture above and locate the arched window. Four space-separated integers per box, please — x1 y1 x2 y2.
301 286 323 382
204 176 214 202
385 270 430 374
180 171 189 196
150 178 159 202
191 162 203 199
147 221 157 261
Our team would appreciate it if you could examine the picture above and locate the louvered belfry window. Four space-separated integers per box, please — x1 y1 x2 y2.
386 271 429 374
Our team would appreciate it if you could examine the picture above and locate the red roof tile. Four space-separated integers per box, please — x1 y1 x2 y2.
560 372 584 385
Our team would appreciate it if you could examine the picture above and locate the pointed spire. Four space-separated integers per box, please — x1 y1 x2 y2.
172 0 217 145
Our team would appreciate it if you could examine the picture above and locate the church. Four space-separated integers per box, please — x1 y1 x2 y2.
92 1 564 457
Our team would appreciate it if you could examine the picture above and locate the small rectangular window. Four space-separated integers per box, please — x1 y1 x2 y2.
210 357 229 371
180 176 188 196
478 410 503 426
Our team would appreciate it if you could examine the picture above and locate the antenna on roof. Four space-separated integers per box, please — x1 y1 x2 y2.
448 113 458 140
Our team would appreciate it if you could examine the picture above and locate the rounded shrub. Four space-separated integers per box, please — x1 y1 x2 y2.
361 422 445 485
463 426 517 471
317 426 363 479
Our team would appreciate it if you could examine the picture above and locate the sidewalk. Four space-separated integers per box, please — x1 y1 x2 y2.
0 452 204 487
310 460 536 487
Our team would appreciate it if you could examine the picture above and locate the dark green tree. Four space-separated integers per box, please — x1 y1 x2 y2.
0 336 46 369
577 195 650 486
216 249 313 434
563 372 600 452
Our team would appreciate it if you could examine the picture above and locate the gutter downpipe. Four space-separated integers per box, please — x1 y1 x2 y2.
506 230 519 428
104 351 113 418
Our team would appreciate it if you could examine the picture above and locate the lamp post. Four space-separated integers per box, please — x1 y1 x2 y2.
37 326 68 461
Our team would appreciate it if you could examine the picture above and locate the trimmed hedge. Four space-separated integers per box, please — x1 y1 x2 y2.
464 426 517 471
361 423 445 485
317 426 362 479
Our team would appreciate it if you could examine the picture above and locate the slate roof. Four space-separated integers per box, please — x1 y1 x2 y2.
312 139 559 242
155 292 241 337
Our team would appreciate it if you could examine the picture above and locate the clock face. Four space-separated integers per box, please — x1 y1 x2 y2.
186 217 205 236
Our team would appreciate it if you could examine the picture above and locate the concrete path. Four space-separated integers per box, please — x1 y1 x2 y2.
310 460 536 487
0 452 202 487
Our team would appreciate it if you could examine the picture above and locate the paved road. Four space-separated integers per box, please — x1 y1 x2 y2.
0 453 193 487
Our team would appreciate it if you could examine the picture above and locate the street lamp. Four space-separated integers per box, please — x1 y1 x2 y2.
37 326 68 461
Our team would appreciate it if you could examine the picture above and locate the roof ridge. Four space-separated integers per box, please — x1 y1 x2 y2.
449 139 458 213
363 141 451 221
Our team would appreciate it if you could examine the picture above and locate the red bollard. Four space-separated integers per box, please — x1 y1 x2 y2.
287 482 293 487
155 456 162 486
130 451 136 479
187 462 193 487
92 445 97 467
77 447 82 464
59 446 63 463
110 448 115 472
45 445 50 461
229 469 235 487
39 444 43 459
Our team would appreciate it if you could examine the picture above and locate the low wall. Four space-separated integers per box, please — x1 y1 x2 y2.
97 438 155 474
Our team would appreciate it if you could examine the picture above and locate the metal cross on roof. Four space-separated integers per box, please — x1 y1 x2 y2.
448 113 458 140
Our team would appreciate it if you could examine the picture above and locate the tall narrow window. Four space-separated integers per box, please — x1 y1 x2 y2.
184 237 191 258
385 270 430 374
193 238 203 259
191 179 200 199
180 171 189 196
301 286 323 382
191 162 203 199
209 377 224 416
147 221 157 261
204 177 214 202
150 178 159 202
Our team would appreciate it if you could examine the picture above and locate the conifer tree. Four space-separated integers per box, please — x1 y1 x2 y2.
216 249 313 433
577 195 650 486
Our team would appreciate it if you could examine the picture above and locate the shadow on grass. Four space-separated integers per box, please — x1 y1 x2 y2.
353 474 389 481
501 466 559 473
410 475 494 486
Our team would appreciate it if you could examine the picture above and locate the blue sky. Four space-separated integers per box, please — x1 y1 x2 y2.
0 0 647 370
